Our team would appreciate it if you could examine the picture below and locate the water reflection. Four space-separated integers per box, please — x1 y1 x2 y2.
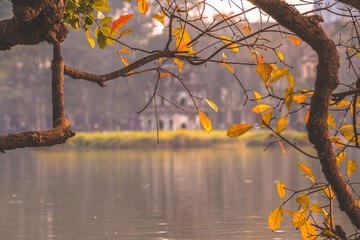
0 148 355 239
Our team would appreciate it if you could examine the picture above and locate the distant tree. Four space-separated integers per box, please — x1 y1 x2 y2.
1 0 360 239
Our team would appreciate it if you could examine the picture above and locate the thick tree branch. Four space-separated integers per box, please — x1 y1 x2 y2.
0 43 74 152
337 0 360 11
64 49 175 84
248 0 360 230
0 0 68 51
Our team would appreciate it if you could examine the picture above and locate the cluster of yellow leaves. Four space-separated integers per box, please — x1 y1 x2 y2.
268 162 344 239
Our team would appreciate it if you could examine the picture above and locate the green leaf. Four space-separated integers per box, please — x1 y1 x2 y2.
100 16 113 26
97 30 107 49
268 68 289 84
296 193 310 209
227 123 254 137
85 31 95 48
347 160 357 178
268 206 283 231
276 181 285 201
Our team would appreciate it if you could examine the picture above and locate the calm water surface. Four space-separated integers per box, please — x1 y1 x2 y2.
0 148 357 240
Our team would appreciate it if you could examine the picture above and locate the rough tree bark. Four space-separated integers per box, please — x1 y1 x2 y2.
0 0 74 151
248 0 360 232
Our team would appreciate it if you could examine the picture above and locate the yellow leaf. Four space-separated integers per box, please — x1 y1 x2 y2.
260 109 273 128
138 0 149 14
340 130 356 144
283 209 296 215
85 31 95 48
300 219 318 240
117 29 136 39
117 48 131 54
111 14 133 34
339 124 353 131
297 163 315 183
275 50 284 61
292 95 308 104
152 12 165 25
227 123 254 137
198 111 212 133
173 58 184 73
324 211 334 229
320 230 337 238
276 114 288 133
222 53 229 59
276 181 285 201
287 36 300 46
347 160 357 178
268 68 289 84
205 99 218 112
268 206 283 231
256 63 273 85
311 204 324 214
270 64 278 71
243 26 250 35
253 91 261 102
220 62 234 73
218 35 238 53
327 112 336 130
331 100 351 108
318 185 335 199
296 193 310 209
336 152 346 165
173 25 196 55
284 86 293 111
160 73 171 77
358 52 360 58
252 104 273 113
159 58 162 63
287 74 295 88
331 136 346 148
293 209 307 229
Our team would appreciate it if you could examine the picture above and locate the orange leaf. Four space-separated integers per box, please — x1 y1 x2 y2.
199 111 212 133
227 123 254 137
160 73 171 77
243 26 250 35
119 55 130 66
274 134 286 154
258 55 264 63
117 48 131 54
111 14 134 34
220 62 234 73
252 104 273 113
138 0 149 14
216 14 227 18
305 110 309 124
287 36 300 46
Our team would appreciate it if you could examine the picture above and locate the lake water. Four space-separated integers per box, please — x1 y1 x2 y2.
0 147 357 240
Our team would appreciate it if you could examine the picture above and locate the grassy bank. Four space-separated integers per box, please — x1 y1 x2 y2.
59 130 310 149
